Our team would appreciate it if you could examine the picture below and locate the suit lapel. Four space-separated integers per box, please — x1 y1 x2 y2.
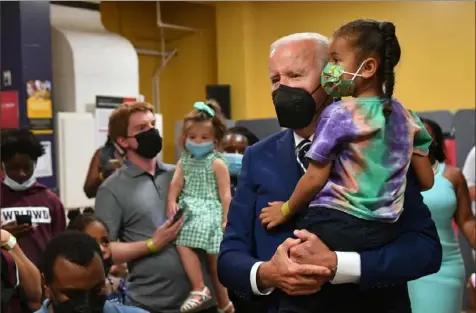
276 129 301 198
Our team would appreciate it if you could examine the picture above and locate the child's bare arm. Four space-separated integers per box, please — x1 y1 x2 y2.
409 111 434 191
411 154 434 191
286 161 332 216
212 158 232 221
168 160 184 207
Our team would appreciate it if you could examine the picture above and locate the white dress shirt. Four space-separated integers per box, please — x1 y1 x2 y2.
249 132 361 295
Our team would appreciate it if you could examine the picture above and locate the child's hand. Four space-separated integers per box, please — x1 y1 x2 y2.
167 202 179 218
222 220 227 231
260 201 287 230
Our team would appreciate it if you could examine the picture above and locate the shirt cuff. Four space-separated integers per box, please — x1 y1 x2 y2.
250 261 274 295
330 251 361 284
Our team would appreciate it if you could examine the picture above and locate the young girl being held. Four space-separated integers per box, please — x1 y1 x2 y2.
260 19 434 313
167 100 233 313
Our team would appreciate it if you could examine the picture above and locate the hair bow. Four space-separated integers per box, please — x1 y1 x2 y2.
193 101 215 117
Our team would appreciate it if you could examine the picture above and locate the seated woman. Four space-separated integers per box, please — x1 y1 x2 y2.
67 209 128 305
222 127 259 197
83 136 124 198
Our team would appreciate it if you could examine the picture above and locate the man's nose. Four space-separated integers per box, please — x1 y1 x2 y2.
279 77 291 86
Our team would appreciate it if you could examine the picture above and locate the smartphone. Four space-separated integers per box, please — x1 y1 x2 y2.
15 214 32 226
172 208 185 224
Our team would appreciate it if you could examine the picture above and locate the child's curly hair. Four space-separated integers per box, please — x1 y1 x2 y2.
182 99 227 145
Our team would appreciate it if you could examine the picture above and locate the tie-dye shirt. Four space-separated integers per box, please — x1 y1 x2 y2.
306 97 432 222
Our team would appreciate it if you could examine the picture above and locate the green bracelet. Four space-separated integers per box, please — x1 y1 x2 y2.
281 201 291 217
146 238 158 253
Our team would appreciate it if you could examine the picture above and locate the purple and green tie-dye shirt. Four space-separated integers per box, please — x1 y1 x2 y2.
306 96 432 222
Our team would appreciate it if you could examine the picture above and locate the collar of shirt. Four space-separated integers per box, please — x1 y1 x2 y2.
293 132 314 148
123 159 169 178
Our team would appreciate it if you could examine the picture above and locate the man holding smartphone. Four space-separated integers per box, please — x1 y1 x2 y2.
95 102 216 313
0 129 66 266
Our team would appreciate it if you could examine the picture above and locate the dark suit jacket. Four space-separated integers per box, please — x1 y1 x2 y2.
218 129 442 312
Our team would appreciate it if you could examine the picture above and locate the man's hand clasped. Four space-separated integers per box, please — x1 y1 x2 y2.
258 229 337 296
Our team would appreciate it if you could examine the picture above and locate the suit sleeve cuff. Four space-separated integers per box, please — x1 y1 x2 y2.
250 261 274 295
330 251 361 284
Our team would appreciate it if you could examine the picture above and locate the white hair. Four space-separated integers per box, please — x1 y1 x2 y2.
270 32 329 70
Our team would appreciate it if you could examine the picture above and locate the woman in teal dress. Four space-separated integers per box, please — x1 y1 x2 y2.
408 119 476 313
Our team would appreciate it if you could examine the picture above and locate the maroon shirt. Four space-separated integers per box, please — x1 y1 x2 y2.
1 249 24 313
1 181 66 266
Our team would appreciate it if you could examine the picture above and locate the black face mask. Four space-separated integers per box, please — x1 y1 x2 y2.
134 128 163 159
52 293 106 313
272 84 322 129
103 258 113 276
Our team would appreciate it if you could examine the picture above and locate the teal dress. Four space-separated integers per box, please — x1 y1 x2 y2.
408 163 465 313
174 152 224 254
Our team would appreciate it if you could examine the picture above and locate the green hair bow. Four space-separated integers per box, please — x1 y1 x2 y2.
193 101 215 117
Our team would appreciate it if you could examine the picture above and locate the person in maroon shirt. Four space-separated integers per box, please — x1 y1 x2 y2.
1 128 66 266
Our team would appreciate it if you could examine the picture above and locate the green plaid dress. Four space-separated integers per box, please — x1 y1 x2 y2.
175 151 224 254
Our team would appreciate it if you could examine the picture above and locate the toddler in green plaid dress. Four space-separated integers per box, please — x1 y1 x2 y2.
168 100 234 313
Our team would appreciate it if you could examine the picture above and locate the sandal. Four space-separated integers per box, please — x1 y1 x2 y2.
218 302 235 313
180 287 212 313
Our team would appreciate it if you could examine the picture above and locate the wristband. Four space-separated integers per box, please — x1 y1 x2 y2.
146 238 158 254
2 235 17 251
281 201 291 217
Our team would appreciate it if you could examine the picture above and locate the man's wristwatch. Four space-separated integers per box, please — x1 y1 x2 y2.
2 235 17 251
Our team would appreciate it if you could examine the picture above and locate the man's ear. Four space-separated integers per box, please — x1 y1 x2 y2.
115 137 128 150
360 57 378 79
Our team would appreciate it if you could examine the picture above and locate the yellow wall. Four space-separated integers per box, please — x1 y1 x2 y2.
100 1 474 162
216 1 475 119
100 2 217 163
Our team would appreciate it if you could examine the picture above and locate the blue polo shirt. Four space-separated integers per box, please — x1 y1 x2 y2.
35 299 148 313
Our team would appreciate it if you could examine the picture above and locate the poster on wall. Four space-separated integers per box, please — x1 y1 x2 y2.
0 90 19 129
95 95 144 149
26 80 53 134
34 141 53 178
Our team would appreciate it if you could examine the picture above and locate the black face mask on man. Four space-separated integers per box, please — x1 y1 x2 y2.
272 84 323 129
133 128 163 159
52 293 106 313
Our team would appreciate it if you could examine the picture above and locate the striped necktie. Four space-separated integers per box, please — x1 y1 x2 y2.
296 139 311 173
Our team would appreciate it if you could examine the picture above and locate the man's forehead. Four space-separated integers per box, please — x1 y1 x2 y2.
53 255 104 286
269 40 316 71
129 111 155 126
224 133 247 144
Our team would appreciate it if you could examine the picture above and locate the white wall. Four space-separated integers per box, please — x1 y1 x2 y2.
50 4 141 208
50 4 139 113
